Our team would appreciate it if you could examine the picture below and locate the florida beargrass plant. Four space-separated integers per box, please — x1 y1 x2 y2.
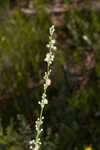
29 25 56 150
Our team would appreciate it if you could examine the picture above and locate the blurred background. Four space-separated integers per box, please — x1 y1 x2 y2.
0 0 100 150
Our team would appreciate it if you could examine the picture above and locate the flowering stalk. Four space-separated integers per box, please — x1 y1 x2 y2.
29 25 56 150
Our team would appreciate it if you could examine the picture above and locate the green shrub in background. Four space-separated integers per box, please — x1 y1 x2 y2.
0 1 100 150
0 7 50 125
0 115 32 150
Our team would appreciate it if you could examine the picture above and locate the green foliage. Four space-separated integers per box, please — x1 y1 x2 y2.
0 8 50 125
0 115 32 150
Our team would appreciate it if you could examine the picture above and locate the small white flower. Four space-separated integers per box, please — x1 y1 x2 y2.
43 98 48 104
29 146 33 149
40 129 43 132
42 116 44 120
44 53 54 64
51 39 56 44
53 46 57 51
42 93 46 99
38 101 41 105
29 140 34 145
50 44 56 51
46 78 51 86
83 35 89 41
44 78 51 90
29 141 32 145
46 44 50 48
51 55 54 61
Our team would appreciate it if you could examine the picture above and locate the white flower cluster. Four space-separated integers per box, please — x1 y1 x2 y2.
38 93 48 108
44 51 54 65
29 117 44 150
29 140 35 150
44 72 51 89
46 39 56 51
35 117 44 131
29 25 56 150
29 140 40 150
44 26 56 65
